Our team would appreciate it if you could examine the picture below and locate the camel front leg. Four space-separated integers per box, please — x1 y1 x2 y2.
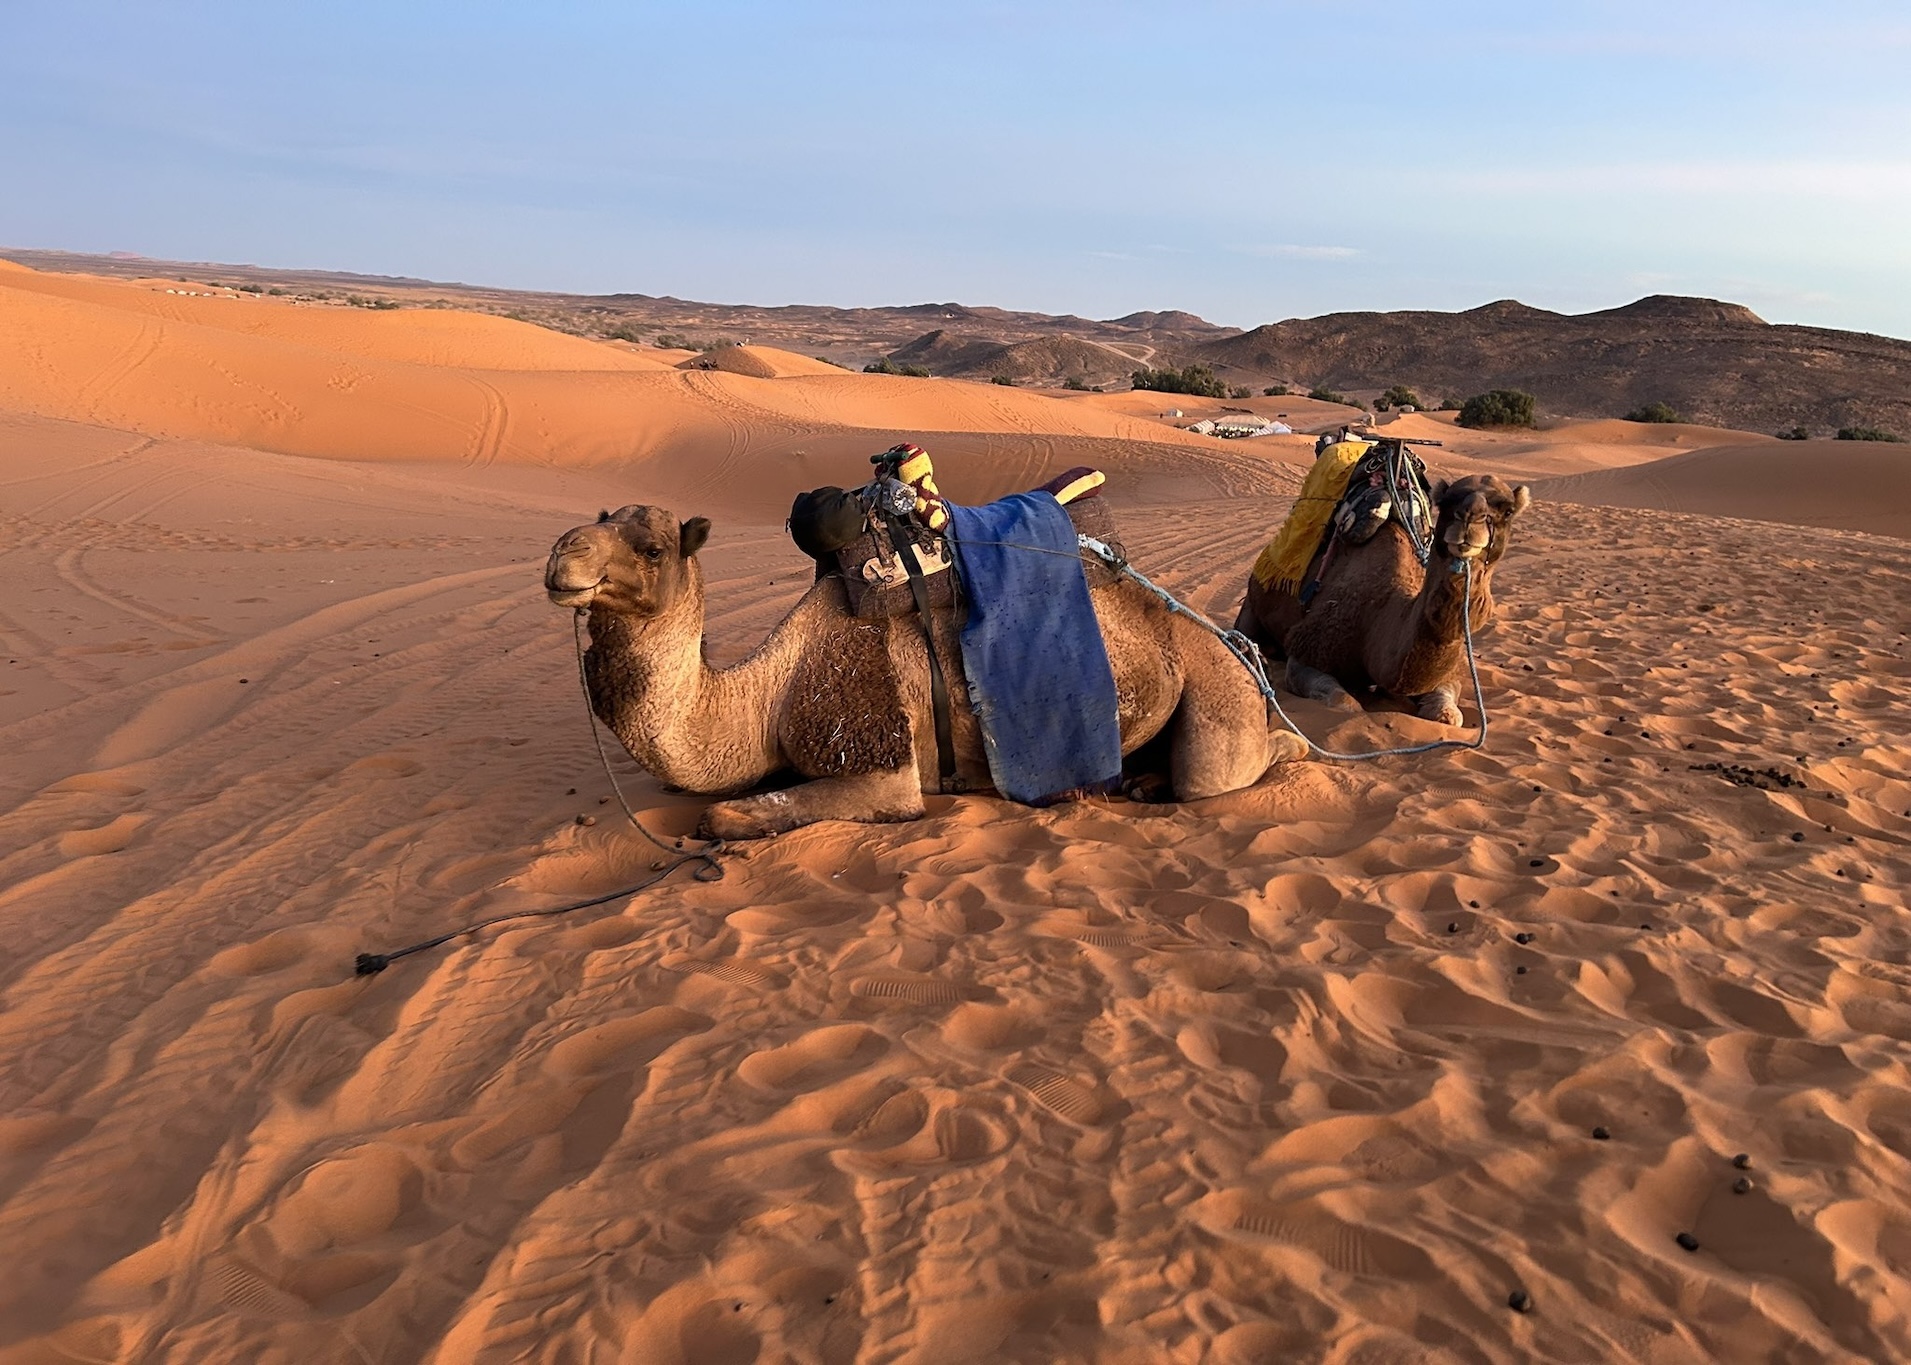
698 767 926 840
1285 659 1362 711
1410 683 1464 727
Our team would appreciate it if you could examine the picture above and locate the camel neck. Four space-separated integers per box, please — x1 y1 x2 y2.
580 575 808 794
1390 551 1492 691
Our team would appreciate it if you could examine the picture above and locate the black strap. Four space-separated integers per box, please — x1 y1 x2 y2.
883 511 958 789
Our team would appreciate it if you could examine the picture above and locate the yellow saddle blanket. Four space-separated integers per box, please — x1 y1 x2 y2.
1250 440 1373 592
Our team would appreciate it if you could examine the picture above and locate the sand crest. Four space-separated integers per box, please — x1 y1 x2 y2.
1 274 1909 1362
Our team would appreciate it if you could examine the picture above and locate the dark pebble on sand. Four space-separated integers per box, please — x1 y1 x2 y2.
1676 1232 1700 1252
1515 932 1533 944
1470 900 1480 908
1447 922 1460 934
576 815 595 826
1530 859 1545 868
1592 1126 1610 1140
1733 1153 1751 1169
1515 965 1527 974
567 787 577 795
1508 1289 1533 1313
1791 832 1806 842
238 678 249 684
1733 1177 1754 1195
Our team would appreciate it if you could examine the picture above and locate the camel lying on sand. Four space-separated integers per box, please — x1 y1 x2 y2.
1233 474 1532 725
545 505 1306 838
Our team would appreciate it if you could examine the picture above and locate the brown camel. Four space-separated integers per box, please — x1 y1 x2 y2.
545 504 1306 838
1232 474 1532 725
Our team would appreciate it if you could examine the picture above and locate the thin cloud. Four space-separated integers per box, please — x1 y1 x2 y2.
1438 160 1911 202
1236 243 1362 260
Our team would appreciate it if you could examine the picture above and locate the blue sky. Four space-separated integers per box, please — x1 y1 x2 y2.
5 1 1910 336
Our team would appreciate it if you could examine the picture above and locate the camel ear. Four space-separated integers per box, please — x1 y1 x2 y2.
597 509 612 523
1511 485 1532 515
680 517 712 558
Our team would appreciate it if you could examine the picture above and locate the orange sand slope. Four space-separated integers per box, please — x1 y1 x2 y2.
0 264 1233 508
1536 440 1911 540
3 265 1911 1362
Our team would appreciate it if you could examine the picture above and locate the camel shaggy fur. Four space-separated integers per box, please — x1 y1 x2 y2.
1232 474 1532 725
546 505 1307 838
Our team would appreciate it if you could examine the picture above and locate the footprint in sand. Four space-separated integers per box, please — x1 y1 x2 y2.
848 972 973 1006
1005 1062 1106 1125
737 1024 887 1093
660 952 788 989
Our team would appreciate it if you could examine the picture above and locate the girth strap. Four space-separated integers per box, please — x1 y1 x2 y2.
882 509 959 790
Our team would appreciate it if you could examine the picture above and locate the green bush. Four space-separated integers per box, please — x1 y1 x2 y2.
601 324 645 344
654 333 692 350
991 375 1017 386
1131 364 1229 398
346 294 400 310
1625 401 1682 423
1228 385 1253 400
1063 375 1091 391
1377 385 1421 411
1436 396 1462 411
865 357 931 378
1457 389 1536 429
1836 425 1903 442
1263 384 1289 397
1307 386 1350 405
1777 425 1810 440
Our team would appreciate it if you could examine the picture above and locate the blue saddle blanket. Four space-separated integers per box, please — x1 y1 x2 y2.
948 493 1122 804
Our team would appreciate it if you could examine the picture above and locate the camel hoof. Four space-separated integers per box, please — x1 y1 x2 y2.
1268 731 1310 764
698 798 787 841
1122 772 1175 804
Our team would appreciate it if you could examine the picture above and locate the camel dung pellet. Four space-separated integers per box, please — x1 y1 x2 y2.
1732 1153 1752 1170
567 787 577 795
1791 832 1805 842
1508 1289 1533 1313
1515 965 1527 974
1469 900 1481 908
598 796 610 804
1514 932 1533 944
1530 859 1546 868
1592 1126 1610 1140
576 815 595 826
1733 1177 1753 1195
1676 1232 1700 1252
1447 922 1460 934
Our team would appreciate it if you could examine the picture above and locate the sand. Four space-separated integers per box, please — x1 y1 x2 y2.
2 261 1910 1363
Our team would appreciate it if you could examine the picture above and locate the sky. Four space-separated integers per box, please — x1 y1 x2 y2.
5 0 1911 337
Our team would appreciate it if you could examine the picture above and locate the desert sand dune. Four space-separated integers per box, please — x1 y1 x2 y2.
2 275 1910 1364
1536 439 1911 540
679 344 851 379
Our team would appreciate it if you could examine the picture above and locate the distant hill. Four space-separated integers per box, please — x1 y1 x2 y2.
1196 295 1911 437
890 331 1146 386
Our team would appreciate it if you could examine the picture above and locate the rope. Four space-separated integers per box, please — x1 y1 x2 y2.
347 614 726 978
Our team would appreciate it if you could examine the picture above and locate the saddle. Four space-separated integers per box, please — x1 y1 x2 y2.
789 448 1121 619
786 445 1122 792
1299 436 1439 605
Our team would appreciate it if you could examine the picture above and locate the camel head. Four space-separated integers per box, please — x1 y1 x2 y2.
1427 474 1531 567
544 504 711 616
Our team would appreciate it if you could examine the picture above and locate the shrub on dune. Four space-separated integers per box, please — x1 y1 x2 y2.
1457 389 1537 429
1836 425 1903 442
1131 365 1229 398
1625 401 1683 423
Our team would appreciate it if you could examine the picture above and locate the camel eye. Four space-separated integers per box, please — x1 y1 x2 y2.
644 547 664 561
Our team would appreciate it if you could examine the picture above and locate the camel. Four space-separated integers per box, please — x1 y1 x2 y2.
1232 474 1532 726
545 504 1307 839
